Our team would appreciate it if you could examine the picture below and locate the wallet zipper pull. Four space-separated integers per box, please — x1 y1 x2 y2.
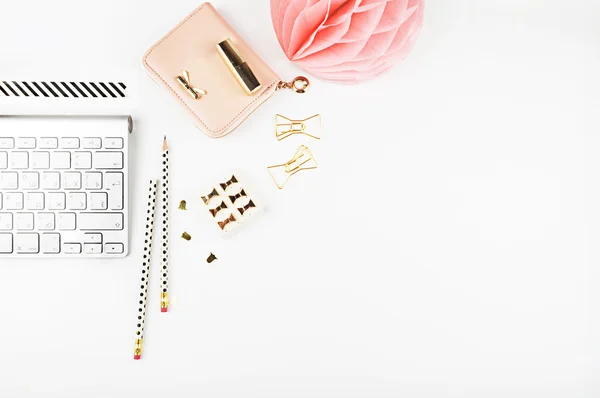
277 76 310 94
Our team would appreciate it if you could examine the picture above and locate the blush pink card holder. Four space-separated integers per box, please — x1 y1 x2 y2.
143 2 308 138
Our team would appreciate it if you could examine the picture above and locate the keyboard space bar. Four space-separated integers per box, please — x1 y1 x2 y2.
79 213 124 230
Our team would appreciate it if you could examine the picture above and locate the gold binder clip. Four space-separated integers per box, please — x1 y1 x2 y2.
267 145 318 189
275 114 321 141
176 70 207 100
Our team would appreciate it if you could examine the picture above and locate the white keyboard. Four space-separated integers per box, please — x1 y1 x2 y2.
0 115 129 257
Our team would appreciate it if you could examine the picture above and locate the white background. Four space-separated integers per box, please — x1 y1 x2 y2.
1 0 599 396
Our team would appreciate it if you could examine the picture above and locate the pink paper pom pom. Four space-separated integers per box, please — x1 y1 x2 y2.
270 0 425 83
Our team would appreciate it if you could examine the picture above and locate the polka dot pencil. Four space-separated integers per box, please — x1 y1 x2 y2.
133 179 158 360
160 136 170 313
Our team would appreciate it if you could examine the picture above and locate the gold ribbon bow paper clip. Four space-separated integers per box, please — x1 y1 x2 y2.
267 145 318 189
275 114 321 141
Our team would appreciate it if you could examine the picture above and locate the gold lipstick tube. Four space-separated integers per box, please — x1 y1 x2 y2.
217 38 261 95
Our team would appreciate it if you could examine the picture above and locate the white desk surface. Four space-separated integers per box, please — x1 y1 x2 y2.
1 0 599 396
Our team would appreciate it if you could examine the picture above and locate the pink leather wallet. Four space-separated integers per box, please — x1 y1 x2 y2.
143 2 308 138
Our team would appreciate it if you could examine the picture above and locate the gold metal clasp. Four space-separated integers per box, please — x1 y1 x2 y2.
267 145 318 189
176 70 207 100
275 114 321 141
277 76 310 94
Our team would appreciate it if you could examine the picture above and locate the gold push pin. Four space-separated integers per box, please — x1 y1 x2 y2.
178 200 187 210
275 114 321 141
181 232 192 241
207 253 218 263
267 145 318 189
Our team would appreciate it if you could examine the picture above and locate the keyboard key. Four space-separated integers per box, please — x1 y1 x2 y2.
47 193 66 210
103 137 123 149
105 242 124 254
63 243 81 254
105 172 124 210
79 212 123 230
0 213 13 230
15 213 34 230
17 137 36 149
60 137 80 149
51 152 71 169
26 192 45 210
84 243 102 254
0 172 18 189
0 233 13 253
41 233 60 253
4 193 23 210
73 152 92 169
67 192 87 210
20 172 39 190
58 213 76 230
37 213 55 231
94 152 123 169
31 152 50 169
10 152 28 169
84 172 102 190
0 138 15 149
82 138 101 149
0 152 7 169
39 137 58 149
41 172 61 190
84 233 102 243
89 192 108 210
63 172 82 190
15 233 39 253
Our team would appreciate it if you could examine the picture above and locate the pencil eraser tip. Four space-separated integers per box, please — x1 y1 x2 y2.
161 308 168 313
134 355 141 360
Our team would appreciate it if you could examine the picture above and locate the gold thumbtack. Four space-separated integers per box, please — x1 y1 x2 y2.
275 114 321 141
181 232 192 241
267 145 318 189
178 200 187 210
206 253 218 263
176 70 207 100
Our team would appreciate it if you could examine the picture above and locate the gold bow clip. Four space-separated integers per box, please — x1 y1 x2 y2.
267 145 318 189
176 70 207 100
275 114 321 141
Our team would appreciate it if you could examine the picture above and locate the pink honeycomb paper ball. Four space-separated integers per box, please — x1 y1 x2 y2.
270 0 425 83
